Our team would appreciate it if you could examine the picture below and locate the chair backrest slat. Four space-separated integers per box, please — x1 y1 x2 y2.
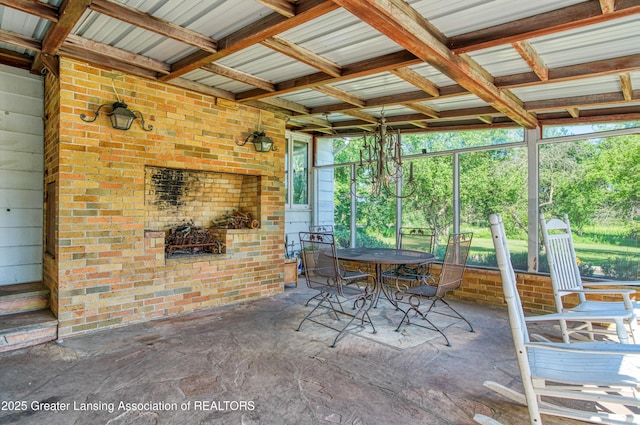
299 231 343 295
540 214 586 307
398 227 436 252
436 232 473 296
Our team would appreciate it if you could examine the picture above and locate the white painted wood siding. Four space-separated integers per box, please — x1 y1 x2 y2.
0 64 44 285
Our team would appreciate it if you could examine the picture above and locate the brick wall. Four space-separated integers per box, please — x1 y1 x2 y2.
45 58 286 337
452 267 557 314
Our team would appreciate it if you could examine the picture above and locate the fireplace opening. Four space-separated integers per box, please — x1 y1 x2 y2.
145 166 261 259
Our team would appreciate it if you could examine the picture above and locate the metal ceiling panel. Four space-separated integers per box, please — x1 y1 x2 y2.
424 94 489 111
468 45 532 77
512 75 624 102
411 0 587 37
182 69 254 93
217 44 320 84
529 14 640 68
280 8 402 66
330 73 418 99
276 89 339 109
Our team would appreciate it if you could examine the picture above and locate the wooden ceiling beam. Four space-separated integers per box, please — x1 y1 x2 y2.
390 67 439 97
58 44 159 80
599 0 616 14
255 0 296 18
313 85 365 107
170 78 236 101
567 108 580 118
525 91 640 111
0 29 41 52
89 0 217 53
41 0 92 55
0 0 58 22
401 102 440 119
450 0 640 53
258 97 310 114
538 106 640 125
332 0 537 128
0 47 33 70
512 41 548 81
496 54 640 88
342 109 378 123
619 72 633 101
203 63 276 92
162 0 339 81
64 34 171 74
261 36 341 77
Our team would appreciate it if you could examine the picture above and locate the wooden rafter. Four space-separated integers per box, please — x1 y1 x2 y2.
496 54 640 88
342 109 378 123
259 97 310 114
0 47 32 70
261 36 341 77
203 63 276 92
0 0 58 22
401 102 439 119
59 43 159 80
619 72 633 101
161 0 340 81
525 91 639 112
64 35 171 74
255 0 296 18
331 0 537 128
89 0 217 53
41 0 92 55
512 41 548 81
0 29 41 52
390 67 439 97
599 0 616 14
313 86 365 107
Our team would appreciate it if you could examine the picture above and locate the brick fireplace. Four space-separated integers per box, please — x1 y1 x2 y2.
43 58 286 337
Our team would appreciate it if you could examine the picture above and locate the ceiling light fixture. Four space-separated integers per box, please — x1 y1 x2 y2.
355 110 416 198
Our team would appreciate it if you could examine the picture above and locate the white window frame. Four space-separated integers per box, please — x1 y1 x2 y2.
285 132 312 210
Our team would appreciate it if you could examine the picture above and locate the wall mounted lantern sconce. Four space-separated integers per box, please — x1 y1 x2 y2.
79 76 152 131
80 101 153 131
237 131 277 152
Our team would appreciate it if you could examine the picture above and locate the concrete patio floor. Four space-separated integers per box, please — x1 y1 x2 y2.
0 283 584 425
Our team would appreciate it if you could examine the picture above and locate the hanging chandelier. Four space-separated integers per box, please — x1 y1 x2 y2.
355 112 416 198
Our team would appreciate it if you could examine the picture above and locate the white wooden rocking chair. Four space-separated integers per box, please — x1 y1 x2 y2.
475 214 640 425
540 213 640 343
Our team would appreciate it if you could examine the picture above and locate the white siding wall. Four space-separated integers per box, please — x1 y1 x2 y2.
314 139 335 227
0 65 44 285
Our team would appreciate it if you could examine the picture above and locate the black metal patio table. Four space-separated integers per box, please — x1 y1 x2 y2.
335 247 436 306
